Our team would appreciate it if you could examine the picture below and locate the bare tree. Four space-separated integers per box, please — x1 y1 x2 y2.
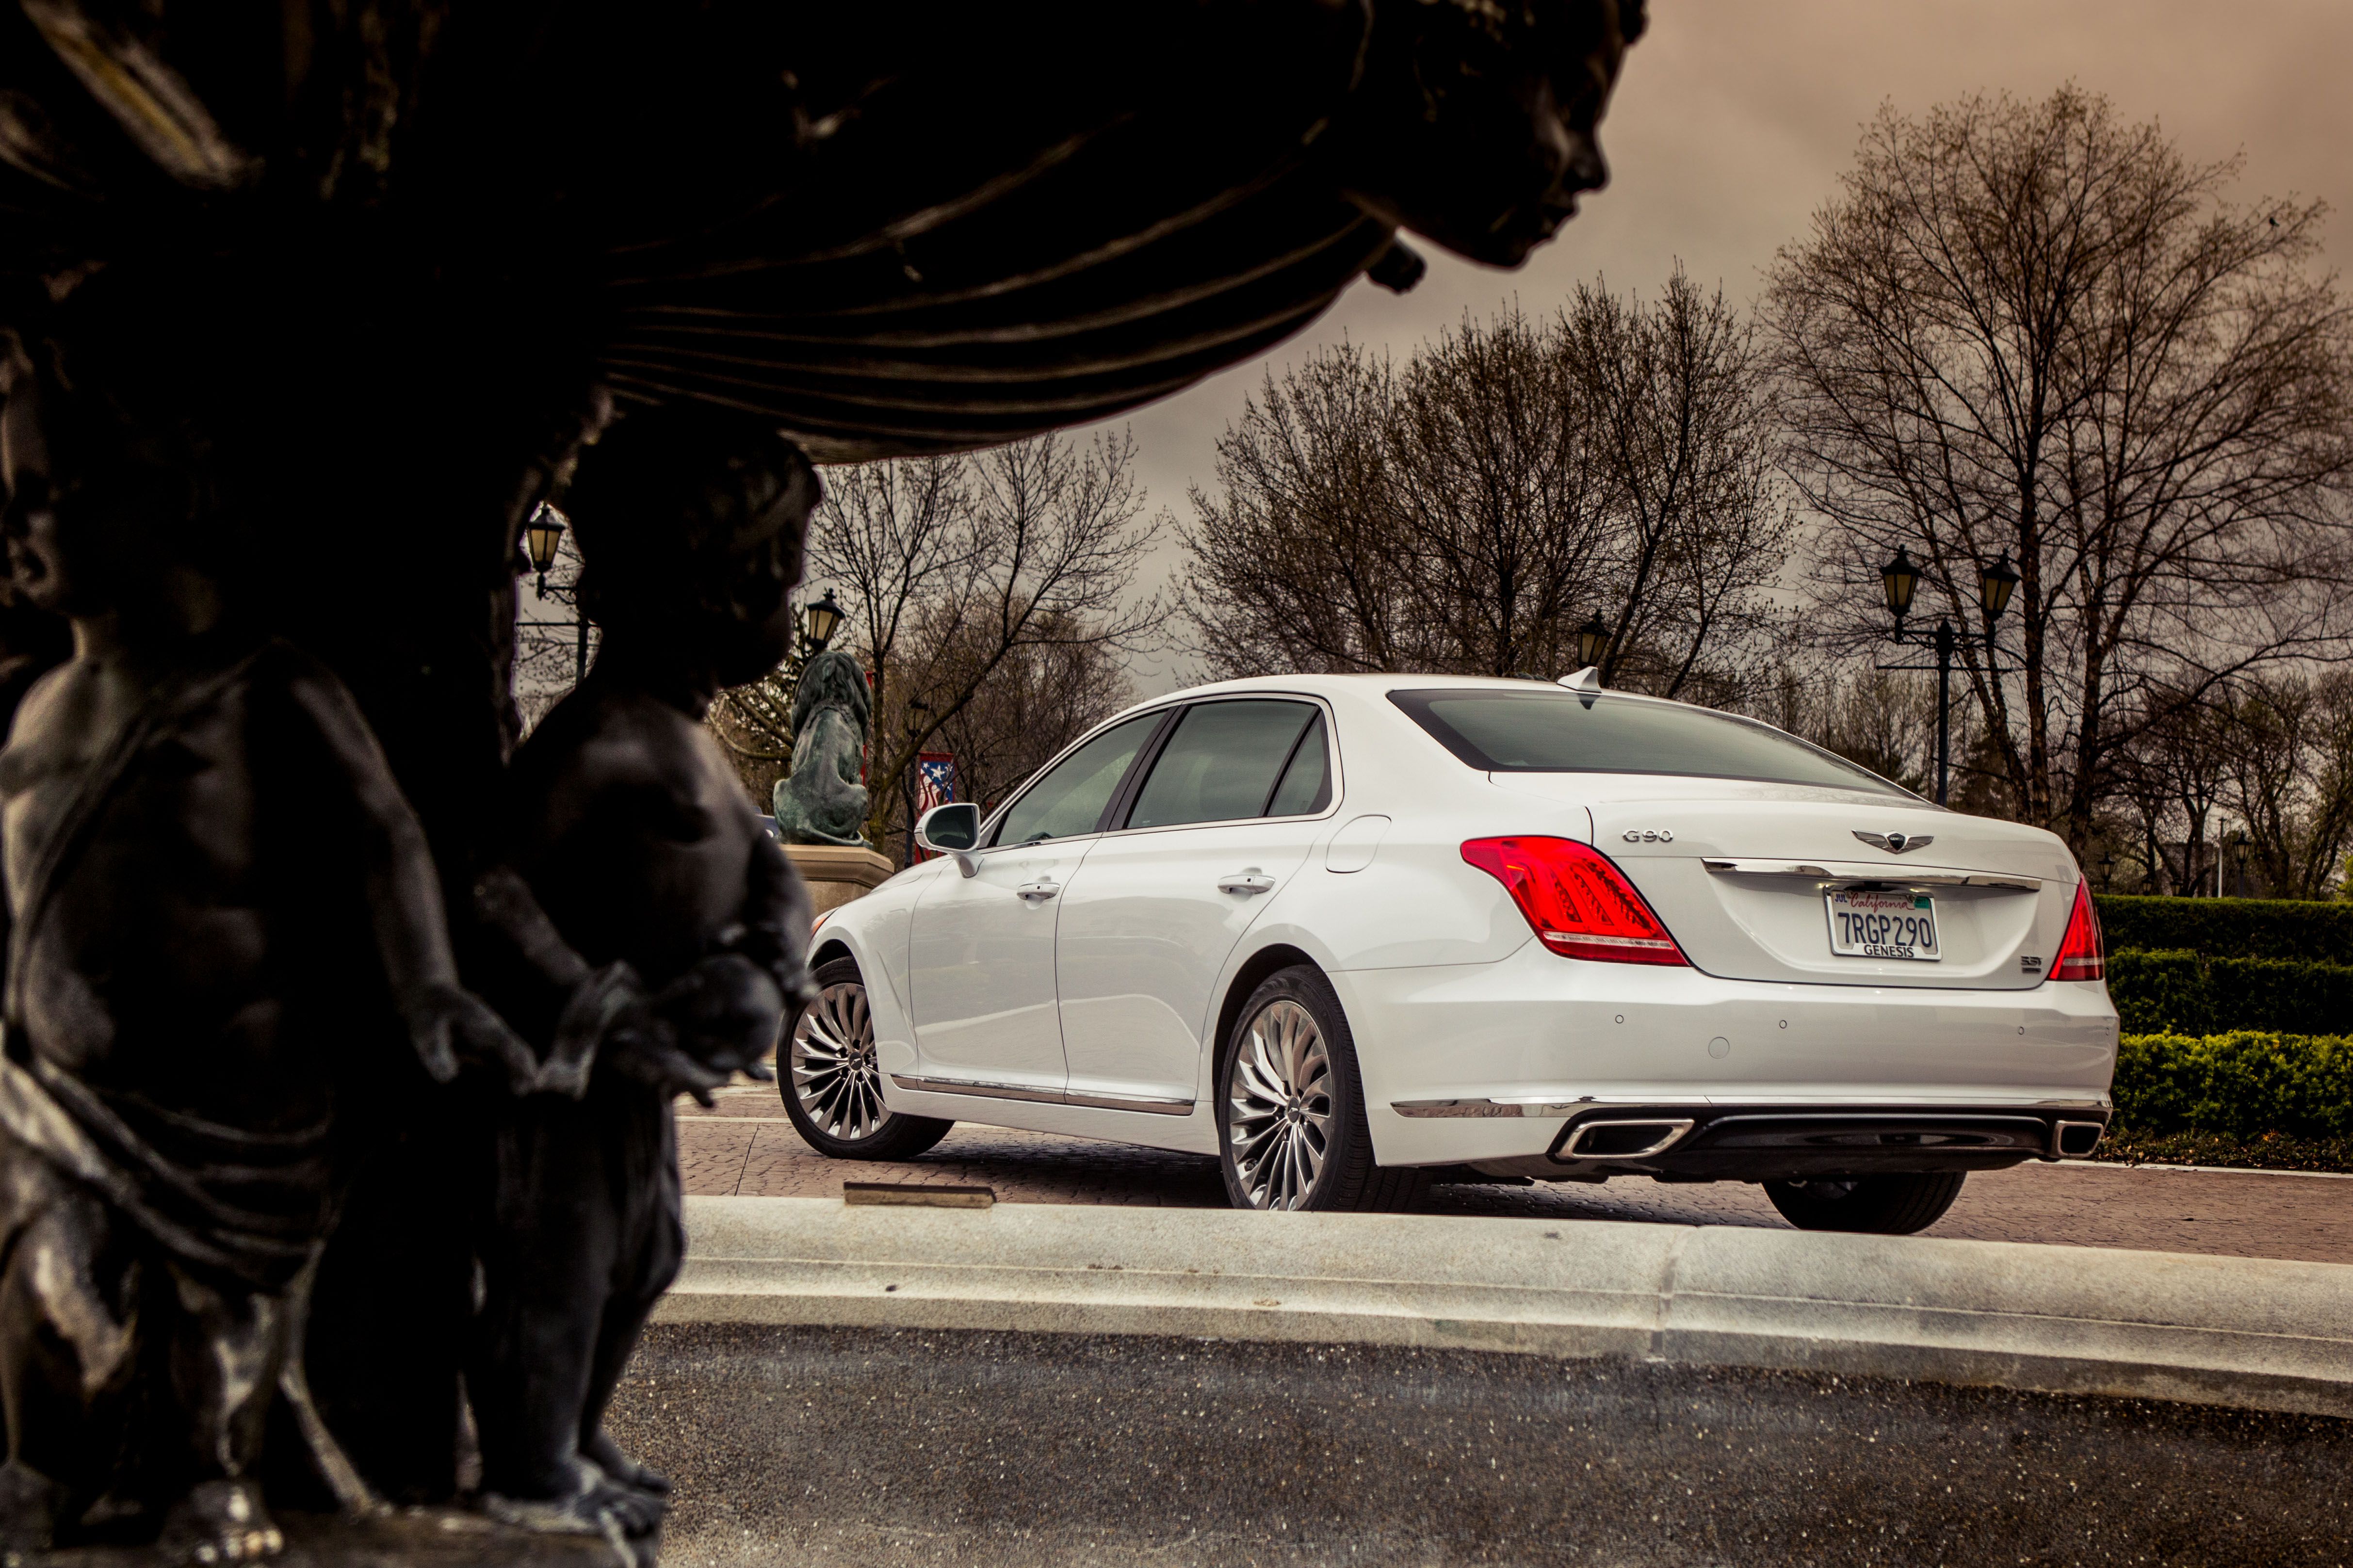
1384 309 1610 678
806 430 1162 846
1559 269 1796 695
1180 281 1790 690
2213 673 2353 898
861 621 1135 859
1767 87 2353 852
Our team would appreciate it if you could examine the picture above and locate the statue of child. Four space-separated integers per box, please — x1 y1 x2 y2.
0 295 530 1561
465 406 817 1541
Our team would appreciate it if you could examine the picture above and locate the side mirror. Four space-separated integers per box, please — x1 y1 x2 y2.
915 802 983 878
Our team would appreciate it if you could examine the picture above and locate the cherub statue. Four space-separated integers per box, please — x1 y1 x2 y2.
0 301 529 1560
771 647 872 847
466 406 817 1544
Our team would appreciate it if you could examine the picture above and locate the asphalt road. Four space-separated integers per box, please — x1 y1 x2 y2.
676 1087 2353 1266
612 1323 2353 1568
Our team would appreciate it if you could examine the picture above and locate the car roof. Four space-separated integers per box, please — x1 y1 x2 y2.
1116 672 1697 714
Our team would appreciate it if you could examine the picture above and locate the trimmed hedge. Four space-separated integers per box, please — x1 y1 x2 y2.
2113 1032 2353 1142
2106 950 2353 1036
2095 893 2353 963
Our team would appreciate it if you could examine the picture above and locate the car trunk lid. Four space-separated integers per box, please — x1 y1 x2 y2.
1497 775 2079 990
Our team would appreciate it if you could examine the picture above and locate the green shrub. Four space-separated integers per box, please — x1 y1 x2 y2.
2113 1032 2353 1142
2096 894 2353 963
2106 950 2353 1035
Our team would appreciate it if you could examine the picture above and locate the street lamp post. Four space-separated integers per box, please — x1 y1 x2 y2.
1871 546 2018 808
783 588 846 693
1574 614 1611 675
519 503 593 682
901 697 932 867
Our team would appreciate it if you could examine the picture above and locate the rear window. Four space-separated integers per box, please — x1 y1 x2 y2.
1388 688 1911 796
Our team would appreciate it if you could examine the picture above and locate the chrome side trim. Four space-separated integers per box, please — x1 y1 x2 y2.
1702 857 2042 892
891 1074 1193 1117
1557 1118 1697 1160
1390 1098 1587 1119
1060 1088 1195 1116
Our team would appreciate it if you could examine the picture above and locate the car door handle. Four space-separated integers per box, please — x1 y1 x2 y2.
1016 879 1060 901
1218 871 1276 896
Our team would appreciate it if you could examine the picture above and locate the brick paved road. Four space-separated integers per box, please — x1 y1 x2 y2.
679 1086 2353 1265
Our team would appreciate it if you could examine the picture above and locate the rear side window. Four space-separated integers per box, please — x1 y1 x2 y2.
1127 700 1322 830
992 712 1165 845
1388 689 1910 796
1266 713 1331 817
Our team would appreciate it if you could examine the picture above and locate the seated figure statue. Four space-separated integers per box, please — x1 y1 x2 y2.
0 300 529 1561
771 647 872 847
466 405 816 1545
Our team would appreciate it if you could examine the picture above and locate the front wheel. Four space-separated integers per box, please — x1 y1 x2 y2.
779 957 954 1160
1216 965 1428 1213
1763 1172 1966 1235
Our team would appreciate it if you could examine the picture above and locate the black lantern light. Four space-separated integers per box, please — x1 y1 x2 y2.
2098 853 2115 890
522 504 566 598
1574 614 1611 670
803 588 846 651
1879 545 1921 623
1980 549 2020 622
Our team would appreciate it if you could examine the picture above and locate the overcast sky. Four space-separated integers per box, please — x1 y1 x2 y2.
1104 0 2353 693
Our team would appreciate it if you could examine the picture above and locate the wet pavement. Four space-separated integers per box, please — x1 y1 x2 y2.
614 1323 2353 1567
677 1087 2353 1266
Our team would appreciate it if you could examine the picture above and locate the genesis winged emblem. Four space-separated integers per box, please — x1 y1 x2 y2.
1854 829 1934 854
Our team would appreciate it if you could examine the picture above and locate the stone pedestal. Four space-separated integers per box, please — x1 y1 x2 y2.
784 844 898 920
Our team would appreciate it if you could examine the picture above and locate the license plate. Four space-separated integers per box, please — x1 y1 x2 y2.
1826 889 1940 960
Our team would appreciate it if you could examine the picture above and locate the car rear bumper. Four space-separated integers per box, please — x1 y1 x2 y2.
1334 939 2118 1171
1513 1100 2110 1180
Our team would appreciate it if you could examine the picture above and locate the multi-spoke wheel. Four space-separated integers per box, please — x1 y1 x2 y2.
1216 965 1428 1213
779 957 954 1160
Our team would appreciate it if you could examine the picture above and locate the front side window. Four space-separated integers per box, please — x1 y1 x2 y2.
1126 700 1323 830
991 711 1166 846
1389 688 1911 797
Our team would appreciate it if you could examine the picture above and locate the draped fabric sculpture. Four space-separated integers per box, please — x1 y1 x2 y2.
0 2 1646 1560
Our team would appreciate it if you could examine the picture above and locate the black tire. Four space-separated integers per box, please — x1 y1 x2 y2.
1762 1172 1966 1235
779 957 954 1160
1214 965 1429 1213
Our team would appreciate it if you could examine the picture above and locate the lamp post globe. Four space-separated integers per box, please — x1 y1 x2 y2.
1979 550 2020 623
1879 545 1921 624
803 589 846 652
1574 614 1611 671
522 504 567 598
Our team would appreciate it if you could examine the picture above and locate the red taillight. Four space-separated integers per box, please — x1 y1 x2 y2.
2053 880 2104 982
1461 837 1688 966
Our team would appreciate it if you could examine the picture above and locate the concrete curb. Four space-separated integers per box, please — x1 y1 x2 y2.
659 1196 2353 1419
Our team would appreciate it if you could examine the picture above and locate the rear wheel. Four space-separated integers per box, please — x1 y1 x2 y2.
1216 965 1428 1213
780 957 954 1160
1763 1172 1965 1235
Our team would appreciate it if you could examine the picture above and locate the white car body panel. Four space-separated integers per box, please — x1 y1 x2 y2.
807 674 2120 1177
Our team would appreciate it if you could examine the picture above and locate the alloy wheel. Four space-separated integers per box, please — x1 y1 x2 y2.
1225 998 1332 1209
790 981 887 1142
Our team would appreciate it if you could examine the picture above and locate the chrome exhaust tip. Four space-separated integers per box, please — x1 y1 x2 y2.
1558 1118 1697 1160
2053 1120 2105 1158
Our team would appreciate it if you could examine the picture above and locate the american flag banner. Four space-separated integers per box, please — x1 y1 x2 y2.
911 753 958 858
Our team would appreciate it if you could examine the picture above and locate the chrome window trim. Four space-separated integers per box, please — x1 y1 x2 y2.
1100 692 1347 840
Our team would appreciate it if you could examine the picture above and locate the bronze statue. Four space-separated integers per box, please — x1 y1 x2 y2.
465 408 817 1550
772 648 874 847
0 310 530 1560
0 5 1646 1559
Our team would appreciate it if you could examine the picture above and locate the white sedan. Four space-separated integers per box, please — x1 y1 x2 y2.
780 675 2117 1233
